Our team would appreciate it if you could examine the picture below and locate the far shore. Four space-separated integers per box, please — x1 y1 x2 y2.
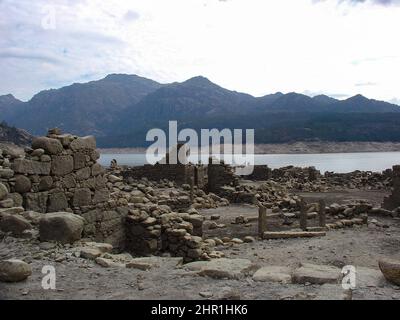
98 141 400 155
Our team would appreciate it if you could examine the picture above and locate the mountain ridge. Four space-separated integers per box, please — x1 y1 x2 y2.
1 74 399 147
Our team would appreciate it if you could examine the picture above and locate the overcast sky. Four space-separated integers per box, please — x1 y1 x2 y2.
0 0 399 104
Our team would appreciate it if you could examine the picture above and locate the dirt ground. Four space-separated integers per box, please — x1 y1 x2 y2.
1 189 399 300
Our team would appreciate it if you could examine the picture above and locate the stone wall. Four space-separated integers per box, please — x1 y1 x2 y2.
1 132 222 260
246 165 272 181
8 132 107 213
125 208 209 262
271 166 321 182
383 165 400 210
121 164 202 186
207 163 238 193
0 129 127 249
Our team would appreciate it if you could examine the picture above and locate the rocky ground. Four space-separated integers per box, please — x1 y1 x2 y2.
1 188 399 300
2 132 400 300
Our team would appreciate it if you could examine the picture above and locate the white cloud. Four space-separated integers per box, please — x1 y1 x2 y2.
0 0 399 103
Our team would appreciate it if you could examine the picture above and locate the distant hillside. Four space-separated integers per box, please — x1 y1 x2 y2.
0 74 163 136
0 121 33 146
0 94 24 120
1 74 400 147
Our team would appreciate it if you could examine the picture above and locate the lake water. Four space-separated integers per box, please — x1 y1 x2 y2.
99 152 400 173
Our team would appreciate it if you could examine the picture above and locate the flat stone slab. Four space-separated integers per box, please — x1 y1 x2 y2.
252 266 292 284
80 247 102 260
185 258 254 279
183 261 209 271
263 231 326 240
292 263 342 285
95 257 125 268
126 257 184 271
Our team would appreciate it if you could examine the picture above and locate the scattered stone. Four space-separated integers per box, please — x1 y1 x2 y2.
243 236 255 243
0 215 32 236
83 242 113 253
0 259 32 282
95 257 125 268
80 247 102 260
379 258 400 286
231 238 244 244
199 291 214 298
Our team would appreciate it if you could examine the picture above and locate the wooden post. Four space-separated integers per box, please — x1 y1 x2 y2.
189 176 194 202
299 199 308 231
258 206 267 237
318 199 326 227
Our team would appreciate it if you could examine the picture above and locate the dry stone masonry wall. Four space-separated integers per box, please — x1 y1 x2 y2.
0 129 128 249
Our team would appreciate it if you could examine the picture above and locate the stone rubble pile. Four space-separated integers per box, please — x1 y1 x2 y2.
251 165 391 192
323 170 391 191
219 181 302 212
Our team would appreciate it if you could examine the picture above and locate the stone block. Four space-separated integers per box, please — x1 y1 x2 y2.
73 188 91 207
12 159 51 175
51 155 73 176
70 136 96 151
47 192 69 212
24 192 48 213
73 153 86 170
92 189 109 204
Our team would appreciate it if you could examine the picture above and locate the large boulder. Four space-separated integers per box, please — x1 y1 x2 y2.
32 137 63 155
379 258 400 286
39 212 85 244
0 215 32 236
0 183 8 201
0 259 32 282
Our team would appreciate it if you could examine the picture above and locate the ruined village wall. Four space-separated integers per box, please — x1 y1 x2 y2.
0 130 128 248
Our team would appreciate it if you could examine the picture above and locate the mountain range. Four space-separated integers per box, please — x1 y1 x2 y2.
1 74 400 147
